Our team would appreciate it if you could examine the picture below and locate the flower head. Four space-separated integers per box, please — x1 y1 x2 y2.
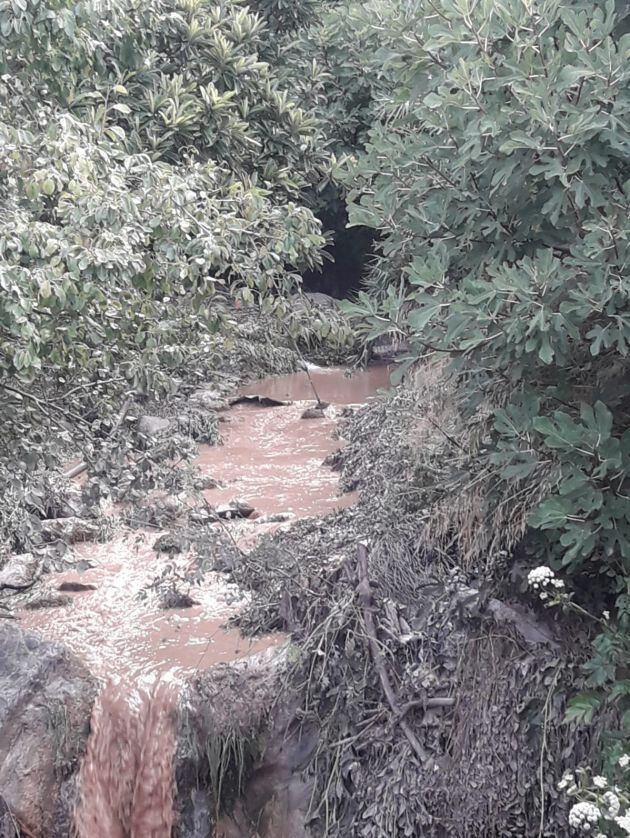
592 776 607 789
558 772 574 791
602 791 620 818
615 813 630 835
569 801 600 831
619 754 630 769
527 566 555 588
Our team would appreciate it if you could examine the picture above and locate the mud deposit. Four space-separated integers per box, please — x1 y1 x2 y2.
15 365 390 837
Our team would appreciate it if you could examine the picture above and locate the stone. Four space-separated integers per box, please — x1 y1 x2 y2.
290 291 338 311
188 391 230 411
0 553 40 591
300 405 327 420
23 593 73 610
136 492 186 527
55 486 88 519
40 517 100 545
188 508 215 526
215 501 255 519
230 394 290 408
0 622 96 838
192 474 221 491
137 415 172 437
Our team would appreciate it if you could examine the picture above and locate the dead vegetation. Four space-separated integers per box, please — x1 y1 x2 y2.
227 364 605 837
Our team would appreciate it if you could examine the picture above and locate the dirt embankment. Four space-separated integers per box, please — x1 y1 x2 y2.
228 383 604 838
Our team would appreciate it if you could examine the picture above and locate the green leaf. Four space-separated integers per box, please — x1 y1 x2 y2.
530 496 573 529
564 693 601 725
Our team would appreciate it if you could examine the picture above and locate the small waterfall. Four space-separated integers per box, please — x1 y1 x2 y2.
74 674 178 838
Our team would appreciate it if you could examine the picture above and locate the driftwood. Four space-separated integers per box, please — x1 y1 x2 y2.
63 395 134 480
356 543 430 762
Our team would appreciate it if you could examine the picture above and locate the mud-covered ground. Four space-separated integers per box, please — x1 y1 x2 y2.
227 386 605 838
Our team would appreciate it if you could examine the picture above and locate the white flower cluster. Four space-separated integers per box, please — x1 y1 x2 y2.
558 772 576 792
616 813 630 834
602 791 620 818
568 801 601 832
620 754 630 769
527 565 565 600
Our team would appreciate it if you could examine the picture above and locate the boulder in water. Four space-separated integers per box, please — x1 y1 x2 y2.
0 622 96 838
215 500 255 519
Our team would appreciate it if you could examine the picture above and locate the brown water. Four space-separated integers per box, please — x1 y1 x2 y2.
18 364 390 837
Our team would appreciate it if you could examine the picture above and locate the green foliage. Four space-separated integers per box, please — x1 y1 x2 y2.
339 0 630 751
0 0 338 483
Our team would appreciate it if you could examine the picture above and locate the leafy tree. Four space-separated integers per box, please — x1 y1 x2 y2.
0 0 352 549
341 0 630 744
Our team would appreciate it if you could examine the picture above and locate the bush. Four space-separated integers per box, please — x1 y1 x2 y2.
341 0 630 754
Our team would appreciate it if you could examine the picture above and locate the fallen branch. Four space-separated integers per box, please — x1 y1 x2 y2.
64 395 134 480
396 696 455 721
3 383 92 429
356 543 428 762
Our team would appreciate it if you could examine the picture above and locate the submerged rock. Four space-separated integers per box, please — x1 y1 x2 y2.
253 512 295 525
23 593 73 610
300 404 327 419
153 532 189 555
0 622 96 838
215 500 255 519
58 581 98 593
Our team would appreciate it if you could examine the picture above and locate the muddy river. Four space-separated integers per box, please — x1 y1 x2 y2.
17 364 391 837
20 365 390 682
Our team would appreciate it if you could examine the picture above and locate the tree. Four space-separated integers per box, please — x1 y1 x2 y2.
341 0 630 749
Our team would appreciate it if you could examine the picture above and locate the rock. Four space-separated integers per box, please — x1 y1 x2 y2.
55 486 88 519
487 598 558 647
23 594 73 610
159 588 197 610
40 517 100 545
136 492 186 527
290 291 338 311
230 394 290 408
215 501 255 519
189 508 215 526
176 645 308 838
300 404 327 419
0 622 96 838
0 553 40 591
137 415 172 437
188 391 230 411
40 548 94 575
192 474 221 491
0 795 20 837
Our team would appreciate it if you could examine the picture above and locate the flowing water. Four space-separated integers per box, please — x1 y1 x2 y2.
18 364 390 837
